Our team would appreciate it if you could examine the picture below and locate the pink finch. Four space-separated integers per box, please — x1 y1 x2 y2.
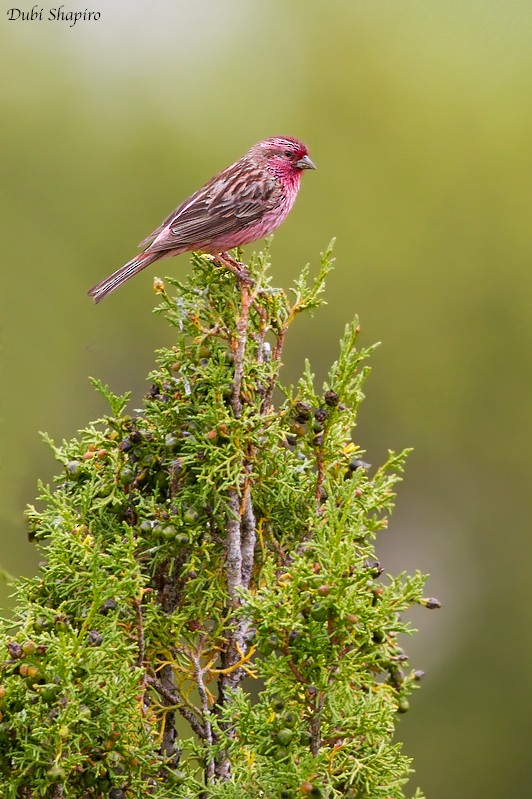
88 136 315 303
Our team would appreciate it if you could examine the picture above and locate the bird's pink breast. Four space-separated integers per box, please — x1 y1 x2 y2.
201 173 301 253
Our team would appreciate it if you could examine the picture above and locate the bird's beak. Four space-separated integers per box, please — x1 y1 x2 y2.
295 154 316 170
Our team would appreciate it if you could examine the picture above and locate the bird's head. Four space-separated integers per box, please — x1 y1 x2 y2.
250 136 316 178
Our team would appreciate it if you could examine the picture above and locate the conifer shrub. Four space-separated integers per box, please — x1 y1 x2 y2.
0 245 437 798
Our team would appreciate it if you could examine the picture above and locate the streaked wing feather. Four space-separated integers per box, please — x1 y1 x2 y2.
143 164 280 253
138 195 197 248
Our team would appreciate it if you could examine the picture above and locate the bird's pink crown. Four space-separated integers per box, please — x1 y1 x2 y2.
256 136 308 158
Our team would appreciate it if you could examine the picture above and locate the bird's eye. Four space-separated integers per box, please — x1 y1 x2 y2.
284 149 293 157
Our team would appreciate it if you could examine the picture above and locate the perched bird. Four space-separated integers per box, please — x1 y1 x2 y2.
88 136 316 303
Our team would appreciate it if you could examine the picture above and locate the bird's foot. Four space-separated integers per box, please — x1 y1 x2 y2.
215 253 254 285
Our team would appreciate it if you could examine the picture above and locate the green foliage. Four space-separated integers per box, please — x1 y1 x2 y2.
0 246 433 798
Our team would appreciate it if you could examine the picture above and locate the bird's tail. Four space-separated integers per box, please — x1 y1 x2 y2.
87 251 162 303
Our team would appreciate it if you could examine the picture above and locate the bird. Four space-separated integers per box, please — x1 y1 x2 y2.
88 136 316 303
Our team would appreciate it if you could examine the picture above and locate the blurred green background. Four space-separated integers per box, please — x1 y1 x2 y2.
2 1 532 795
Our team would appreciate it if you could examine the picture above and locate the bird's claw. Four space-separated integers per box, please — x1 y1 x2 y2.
236 266 253 285
215 253 254 286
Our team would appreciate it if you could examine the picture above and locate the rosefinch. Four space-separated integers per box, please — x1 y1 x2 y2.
88 136 315 303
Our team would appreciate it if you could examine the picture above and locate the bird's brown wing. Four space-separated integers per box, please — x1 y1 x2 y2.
138 203 188 248
139 166 280 253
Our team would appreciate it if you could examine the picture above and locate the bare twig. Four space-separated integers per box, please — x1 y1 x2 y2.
309 689 326 756
146 675 207 741
240 470 256 588
215 252 254 286
191 640 215 782
133 597 145 668
230 282 252 418
214 273 262 780
225 274 259 606
225 490 243 607
286 657 308 684
252 299 268 367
